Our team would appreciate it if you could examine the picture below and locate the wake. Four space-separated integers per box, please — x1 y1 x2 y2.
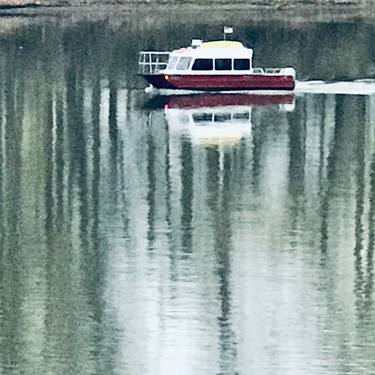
295 80 375 95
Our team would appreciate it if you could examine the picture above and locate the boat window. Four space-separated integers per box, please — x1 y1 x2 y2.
176 57 192 70
192 113 213 123
215 58 232 71
233 112 250 121
167 56 178 70
214 113 232 122
234 59 251 70
192 59 213 71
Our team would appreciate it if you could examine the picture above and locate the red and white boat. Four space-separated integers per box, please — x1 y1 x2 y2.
138 39 296 92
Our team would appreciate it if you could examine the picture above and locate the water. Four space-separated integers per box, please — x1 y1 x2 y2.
0 12 375 375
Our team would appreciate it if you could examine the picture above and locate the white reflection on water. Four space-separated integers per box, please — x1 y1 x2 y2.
296 80 375 95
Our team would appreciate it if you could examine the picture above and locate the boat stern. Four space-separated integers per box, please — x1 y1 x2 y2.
142 73 175 89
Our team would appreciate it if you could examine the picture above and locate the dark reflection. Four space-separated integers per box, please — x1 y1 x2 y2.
0 62 3 253
319 96 330 254
161 112 177 283
109 77 118 198
288 98 306 199
147 127 156 246
203 145 237 373
215 152 238 375
1 17 375 375
55 88 65 227
180 139 194 254
365 141 375 317
44 91 54 233
0 45 24 374
319 95 348 254
352 97 375 331
286 96 306 245
251 110 265 194
353 97 366 311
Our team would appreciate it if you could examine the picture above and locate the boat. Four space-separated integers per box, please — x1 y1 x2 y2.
138 39 296 92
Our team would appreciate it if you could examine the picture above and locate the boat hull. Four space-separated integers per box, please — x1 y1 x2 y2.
142 73 295 91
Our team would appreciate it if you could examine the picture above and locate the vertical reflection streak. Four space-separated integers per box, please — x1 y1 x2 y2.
251 116 264 194
287 95 307 244
147 124 156 247
206 146 237 374
288 96 306 198
119 90 131 237
65 52 77 228
0 61 3 372
164 112 172 240
216 151 237 375
320 95 344 254
363 96 375 320
55 87 65 227
365 147 375 311
1 46 24 373
353 98 366 313
180 139 193 254
108 77 118 204
0 60 4 253
44 91 54 233
91 69 101 257
166 122 178 282
319 96 329 254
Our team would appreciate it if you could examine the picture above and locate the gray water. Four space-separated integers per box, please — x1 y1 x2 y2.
0 13 375 375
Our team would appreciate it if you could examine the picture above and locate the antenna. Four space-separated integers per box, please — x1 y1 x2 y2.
223 26 233 41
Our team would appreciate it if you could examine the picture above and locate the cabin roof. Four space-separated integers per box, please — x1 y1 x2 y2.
170 40 252 59
201 41 244 49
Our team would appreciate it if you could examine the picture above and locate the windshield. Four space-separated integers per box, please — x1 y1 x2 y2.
176 57 192 70
167 56 178 70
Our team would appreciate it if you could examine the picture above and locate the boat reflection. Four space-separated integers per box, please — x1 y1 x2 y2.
154 93 295 146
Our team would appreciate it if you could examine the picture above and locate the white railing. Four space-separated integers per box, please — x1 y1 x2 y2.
252 67 295 76
265 68 282 74
252 68 264 74
253 68 282 74
138 51 170 75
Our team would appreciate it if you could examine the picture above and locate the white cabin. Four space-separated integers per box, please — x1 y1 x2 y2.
138 39 296 79
164 40 254 75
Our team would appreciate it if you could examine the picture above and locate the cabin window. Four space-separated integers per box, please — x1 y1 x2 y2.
215 59 232 71
234 59 251 70
167 56 178 70
214 113 232 122
176 57 192 70
192 59 213 71
192 113 213 123
233 112 250 121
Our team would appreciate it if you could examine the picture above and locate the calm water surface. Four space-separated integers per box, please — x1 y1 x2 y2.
0 14 375 375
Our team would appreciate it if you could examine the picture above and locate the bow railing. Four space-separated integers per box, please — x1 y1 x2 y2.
138 51 170 74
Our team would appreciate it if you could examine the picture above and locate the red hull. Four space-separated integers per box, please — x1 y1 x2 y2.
143 73 295 91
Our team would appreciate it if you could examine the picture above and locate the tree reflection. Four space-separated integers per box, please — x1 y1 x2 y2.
1 17 375 375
